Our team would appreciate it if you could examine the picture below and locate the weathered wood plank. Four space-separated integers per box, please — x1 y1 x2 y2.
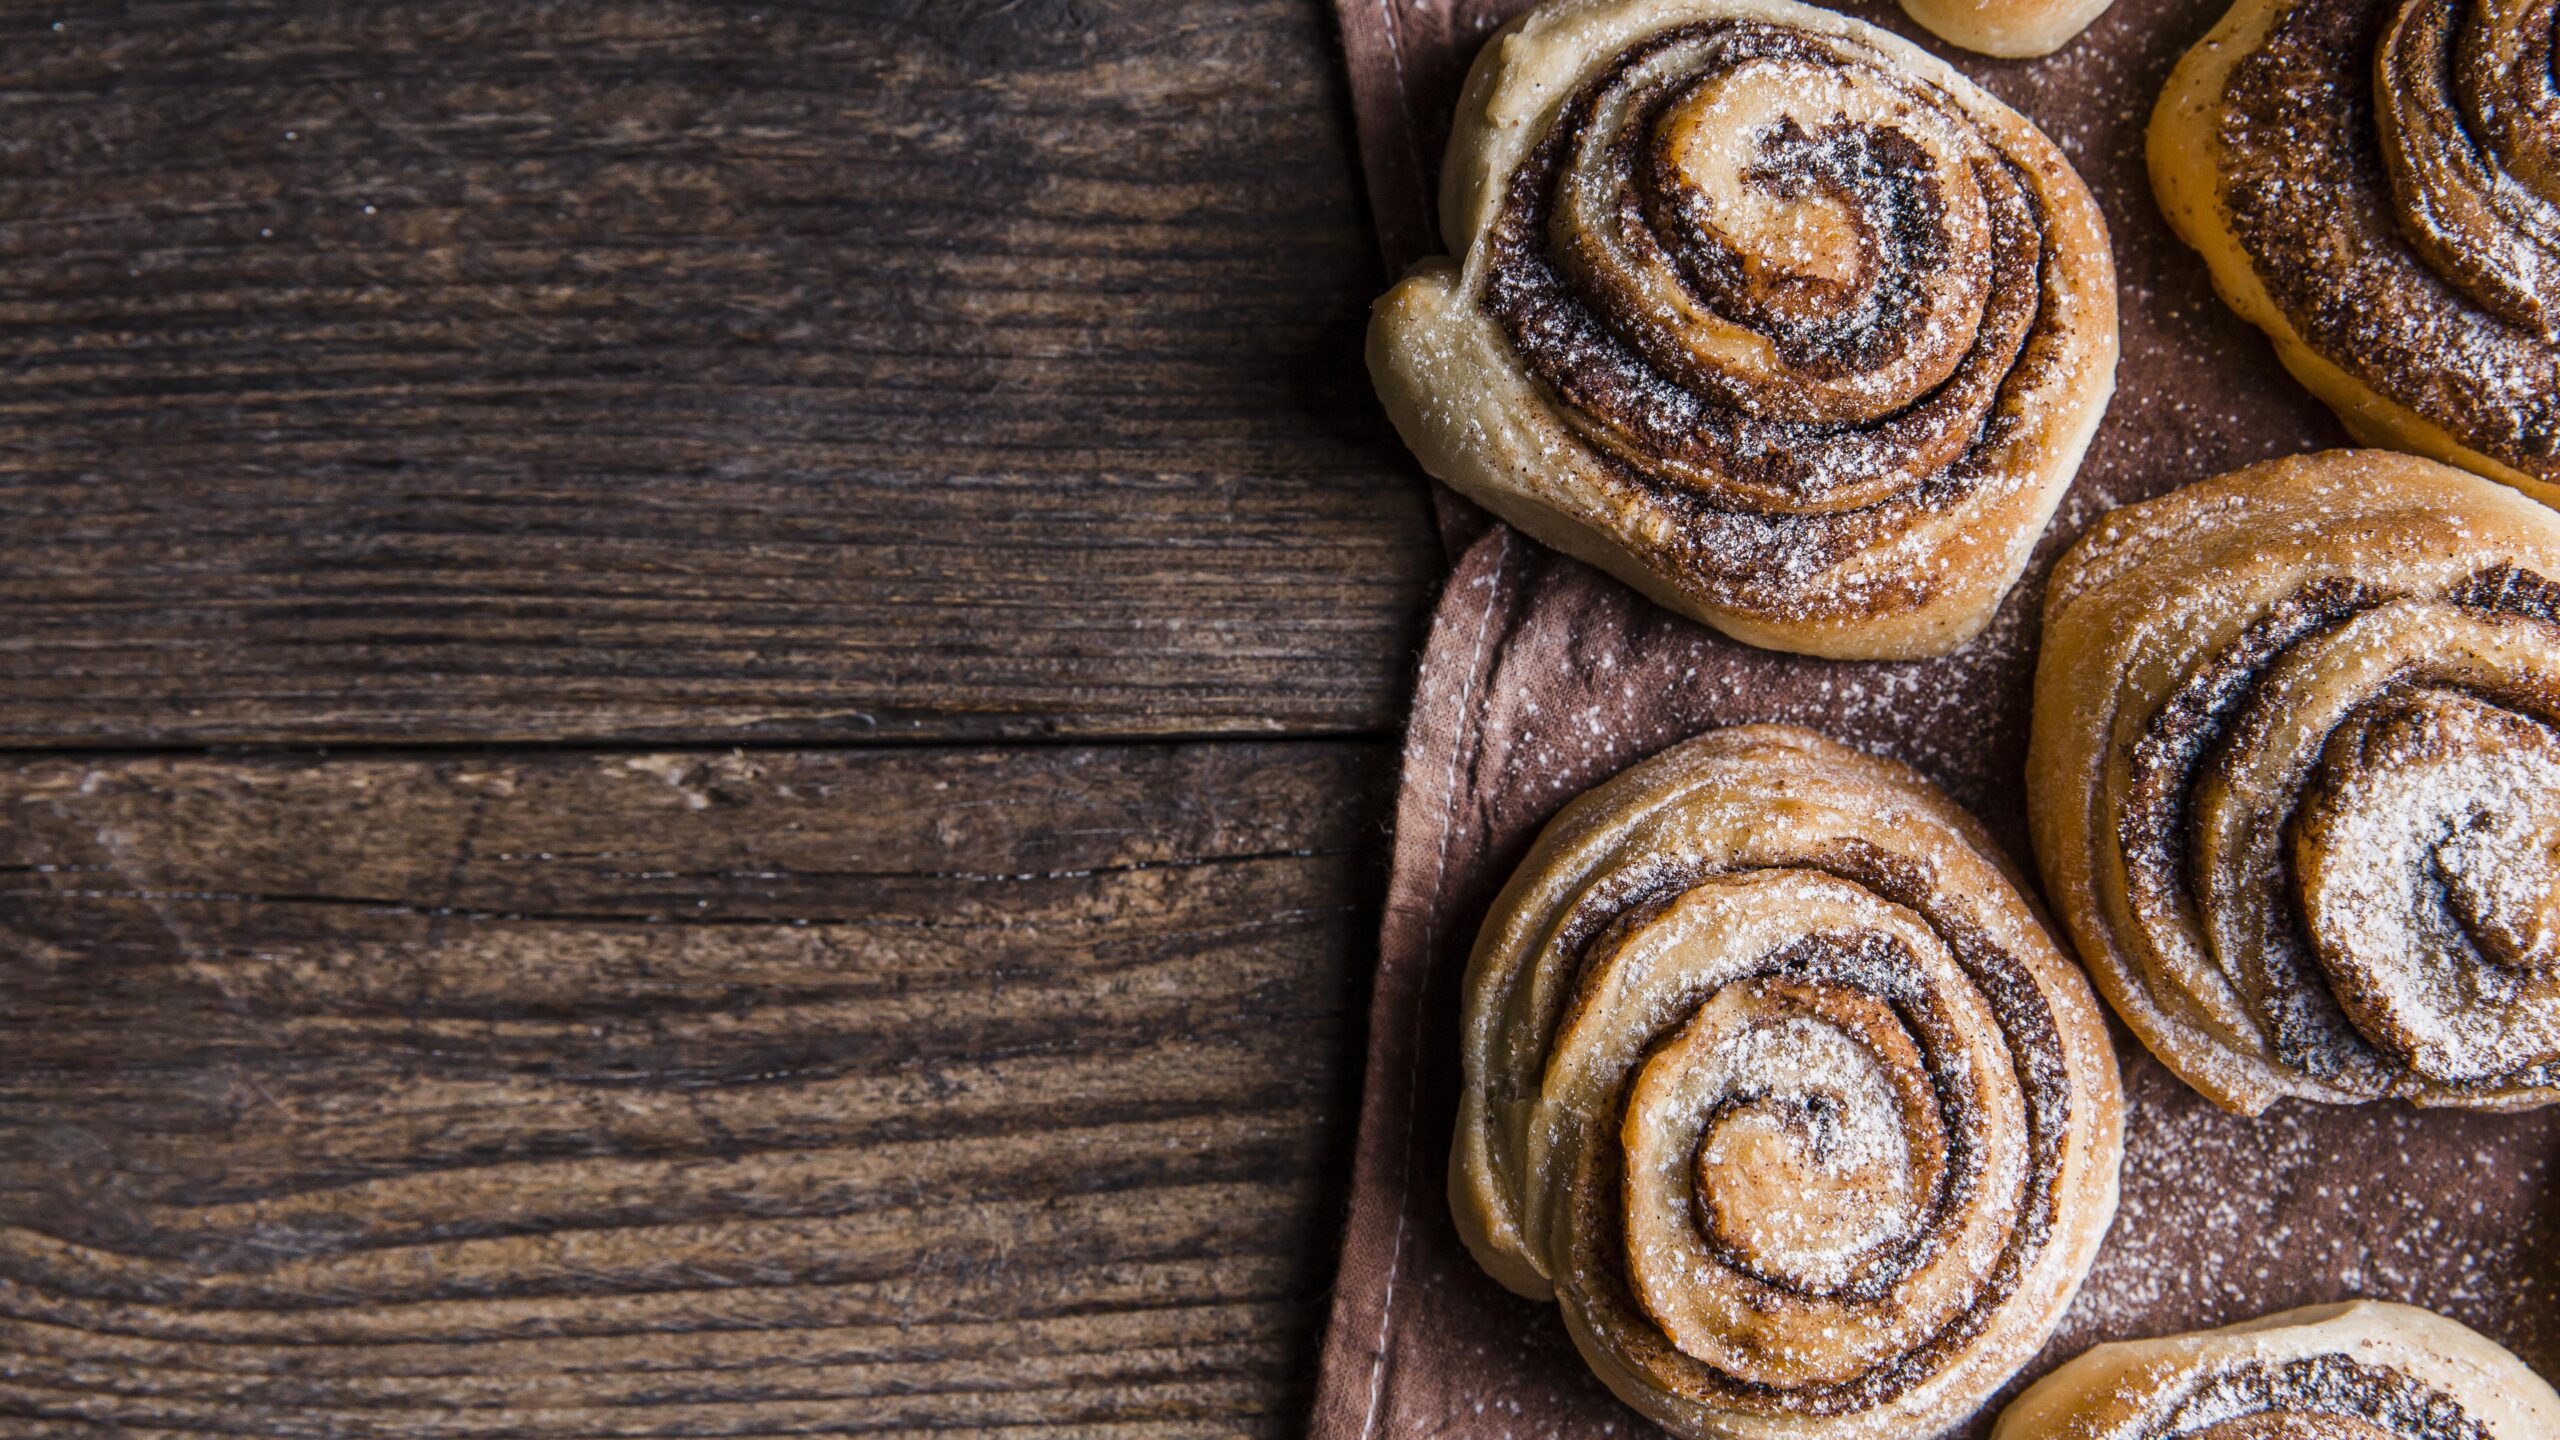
0 1 1437 745
0 740 1392 1435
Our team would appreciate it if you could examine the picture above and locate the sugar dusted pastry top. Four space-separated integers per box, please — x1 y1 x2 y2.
1370 0 2116 660
1454 724 2122 1440
2029 450 2560 1114
2150 0 2560 498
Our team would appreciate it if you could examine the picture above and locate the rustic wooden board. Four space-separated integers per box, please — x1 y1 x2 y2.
0 0 1438 746
0 740 1393 1435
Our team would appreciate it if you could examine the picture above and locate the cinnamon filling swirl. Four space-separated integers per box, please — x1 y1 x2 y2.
2215 0 2560 475
2118 566 2560 1096
2374 0 2560 340
2134 1356 2492 1440
1457 727 2118 1437
1372 0 2115 657
1515 847 2072 1413
1482 21 2064 528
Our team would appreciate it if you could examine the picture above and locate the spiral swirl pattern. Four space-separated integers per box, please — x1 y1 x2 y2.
2151 0 2560 495
1454 726 2121 1440
2030 450 2560 1114
2375 0 2560 340
2153 1358 2493 1440
1992 1302 2560 1440
1370 0 2116 660
1490 21 2044 515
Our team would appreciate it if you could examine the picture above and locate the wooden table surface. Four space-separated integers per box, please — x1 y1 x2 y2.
0 4 1437 1434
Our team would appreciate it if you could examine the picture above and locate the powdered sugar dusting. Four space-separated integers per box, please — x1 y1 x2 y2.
2002 1053 2560 1429
2296 690 2560 1082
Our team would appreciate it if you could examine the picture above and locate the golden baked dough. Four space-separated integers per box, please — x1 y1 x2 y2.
2029 450 2560 1114
1901 0 2114 57
2150 0 2560 502
1370 0 2117 660
1453 724 2123 1440
1994 1301 2560 1440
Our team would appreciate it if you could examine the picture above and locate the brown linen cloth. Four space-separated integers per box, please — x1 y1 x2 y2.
1311 0 2560 1436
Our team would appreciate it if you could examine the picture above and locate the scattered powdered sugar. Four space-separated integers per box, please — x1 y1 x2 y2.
2024 1053 2558 1401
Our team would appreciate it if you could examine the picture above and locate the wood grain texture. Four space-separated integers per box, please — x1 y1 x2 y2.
0 0 1438 746
0 739 1392 1435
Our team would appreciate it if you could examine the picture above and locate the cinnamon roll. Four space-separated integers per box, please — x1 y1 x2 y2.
2029 450 2560 1114
1369 0 2117 660
1454 725 2123 1440
1993 1301 2560 1440
2150 0 2560 502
